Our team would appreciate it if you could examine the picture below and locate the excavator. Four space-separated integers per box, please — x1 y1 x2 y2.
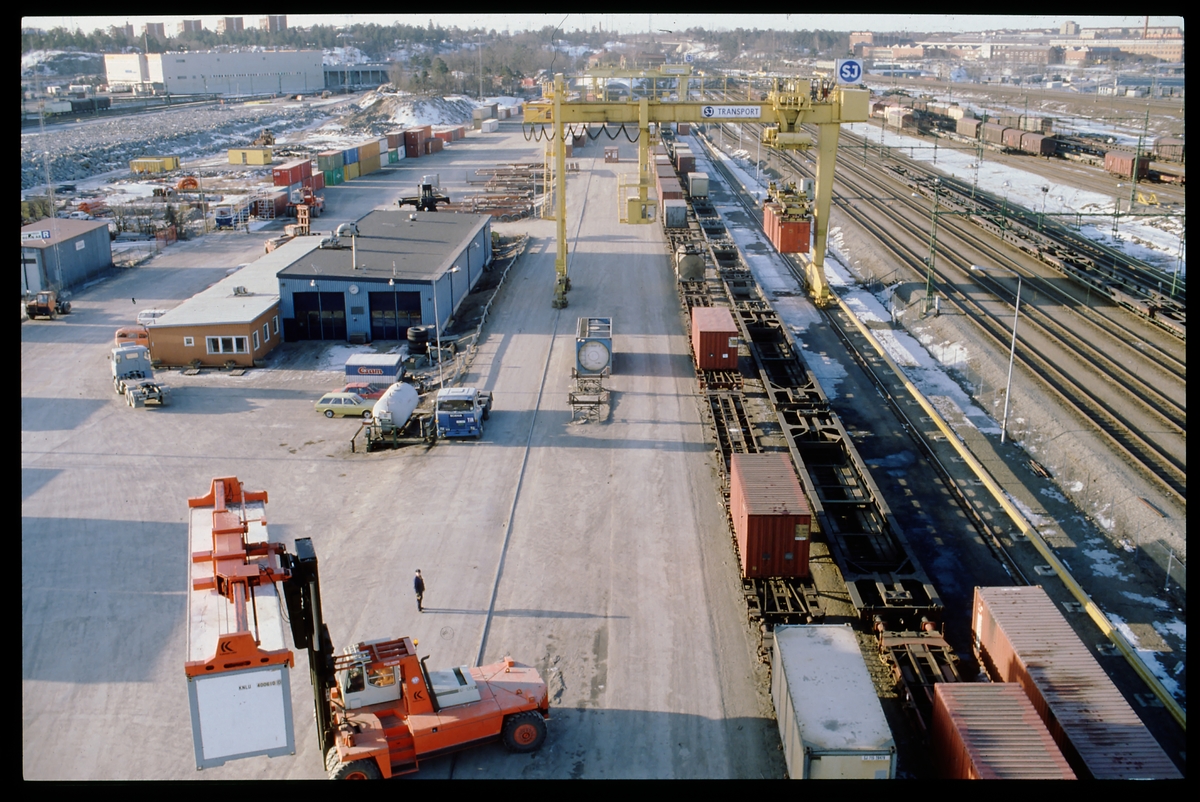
184 477 549 778
396 180 450 213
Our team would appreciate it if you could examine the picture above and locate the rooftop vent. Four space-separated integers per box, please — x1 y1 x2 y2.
233 286 248 296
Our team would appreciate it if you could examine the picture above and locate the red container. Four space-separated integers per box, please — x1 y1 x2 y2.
386 132 403 150
1002 127 1025 149
972 586 1181 779
425 138 443 155
676 152 695 174
691 306 739 370
729 453 811 579
775 219 811 254
312 171 325 191
932 683 1075 779
677 122 690 135
272 160 305 187
433 130 453 143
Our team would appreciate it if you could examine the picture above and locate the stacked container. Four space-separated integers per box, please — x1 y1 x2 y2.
386 132 404 151
425 139 444 155
675 147 695 175
729 453 811 579
677 122 690 135
687 173 708 199
404 127 429 159
481 118 500 133
972 586 1181 779
661 199 688 230
317 150 344 173
344 161 360 181
273 159 312 188
932 683 1075 779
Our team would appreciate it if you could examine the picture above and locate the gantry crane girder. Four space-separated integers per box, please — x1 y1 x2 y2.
524 73 869 307
581 64 694 102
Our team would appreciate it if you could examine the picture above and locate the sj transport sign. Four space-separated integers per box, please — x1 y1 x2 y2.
700 105 762 119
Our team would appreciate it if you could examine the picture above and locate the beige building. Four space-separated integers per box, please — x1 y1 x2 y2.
147 50 324 96
177 20 203 35
1052 37 1183 61
104 53 151 86
260 16 287 32
145 237 323 368
142 22 165 41
217 17 245 35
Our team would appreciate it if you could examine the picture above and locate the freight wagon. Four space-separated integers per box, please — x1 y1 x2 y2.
1153 136 1184 163
1103 150 1151 180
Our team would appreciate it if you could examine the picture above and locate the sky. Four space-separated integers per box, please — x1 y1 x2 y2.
22 15 1184 38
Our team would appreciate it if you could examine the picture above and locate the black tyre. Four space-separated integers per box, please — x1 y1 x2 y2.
329 757 383 780
481 407 490 421
324 409 335 418
501 711 546 753
362 410 372 420
324 747 341 773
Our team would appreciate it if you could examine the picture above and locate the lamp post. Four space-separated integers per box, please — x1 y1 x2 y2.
1038 185 1049 231
1000 180 1011 219
310 278 322 340
433 266 460 388
971 265 1022 444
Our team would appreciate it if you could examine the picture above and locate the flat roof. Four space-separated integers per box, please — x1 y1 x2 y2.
21 218 109 248
277 210 489 284
153 236 324 328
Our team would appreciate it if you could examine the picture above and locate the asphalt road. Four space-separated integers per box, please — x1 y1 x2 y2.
22 125 784 779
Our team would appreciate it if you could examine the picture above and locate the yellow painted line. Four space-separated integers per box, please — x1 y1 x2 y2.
834 294 1186 730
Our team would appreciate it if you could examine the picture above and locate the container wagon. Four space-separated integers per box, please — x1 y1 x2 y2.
772 625 896 779
972 586 1181 779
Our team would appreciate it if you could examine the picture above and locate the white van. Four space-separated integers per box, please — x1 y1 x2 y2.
137 309 168 326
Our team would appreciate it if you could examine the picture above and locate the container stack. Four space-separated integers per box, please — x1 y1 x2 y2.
481 118 500 133
318 150 344 186
762 188 812 254
729 453 811 578
972 586 1182 780
687 173 709 199
405 126 430 159
674 146 695 175
358 139 381 176
677 122 691 136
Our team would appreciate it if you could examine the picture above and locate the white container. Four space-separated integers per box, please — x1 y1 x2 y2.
373 382 420 433
481 118 500 133
772 626 896 779
687 173 709 198
662 199 688 229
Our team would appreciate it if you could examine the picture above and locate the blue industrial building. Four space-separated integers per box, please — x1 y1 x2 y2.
276 210 491 343
20 218 113 296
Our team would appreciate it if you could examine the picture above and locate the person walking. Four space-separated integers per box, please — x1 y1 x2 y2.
413 569 425 613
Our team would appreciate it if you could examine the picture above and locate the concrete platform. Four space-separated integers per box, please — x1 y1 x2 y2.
22 124 782 779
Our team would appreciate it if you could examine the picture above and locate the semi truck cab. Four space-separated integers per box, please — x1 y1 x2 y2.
435 387 492 439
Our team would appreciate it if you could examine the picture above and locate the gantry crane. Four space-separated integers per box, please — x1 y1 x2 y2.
523 72 868 308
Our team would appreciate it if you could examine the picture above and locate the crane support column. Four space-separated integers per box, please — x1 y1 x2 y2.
639 95 650 213
553 73 569 308
809 123 841 305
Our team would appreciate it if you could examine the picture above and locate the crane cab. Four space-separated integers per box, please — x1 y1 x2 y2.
338 649 403 710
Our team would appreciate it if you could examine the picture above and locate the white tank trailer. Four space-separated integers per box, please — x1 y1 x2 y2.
675 244 706 282
372 382 420 434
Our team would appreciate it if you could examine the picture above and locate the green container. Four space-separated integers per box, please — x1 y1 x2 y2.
333 166 344 185
323 169 335 187
388 149 399 164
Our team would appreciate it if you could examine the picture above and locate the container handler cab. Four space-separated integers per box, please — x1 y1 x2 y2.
396 181 450 213
184 477 549 778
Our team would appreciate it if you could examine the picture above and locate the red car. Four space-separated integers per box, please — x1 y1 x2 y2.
340 382 387 400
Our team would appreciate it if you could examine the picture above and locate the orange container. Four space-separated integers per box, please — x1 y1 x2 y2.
690 306 739 370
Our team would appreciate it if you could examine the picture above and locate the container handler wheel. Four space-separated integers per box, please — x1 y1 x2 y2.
501 711 546 753
328 757 383 780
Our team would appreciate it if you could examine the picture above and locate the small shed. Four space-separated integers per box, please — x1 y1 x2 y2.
21 218 113 295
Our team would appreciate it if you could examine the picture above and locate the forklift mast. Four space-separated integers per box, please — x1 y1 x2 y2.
280 537 337 755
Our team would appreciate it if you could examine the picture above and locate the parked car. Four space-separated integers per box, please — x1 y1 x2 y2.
136 309 168 326
340 381 388 400
315 392 372 419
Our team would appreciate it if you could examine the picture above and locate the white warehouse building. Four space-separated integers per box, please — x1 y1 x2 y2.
107 50 324 96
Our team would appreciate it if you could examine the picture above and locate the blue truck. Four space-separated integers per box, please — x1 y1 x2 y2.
435 387 492 440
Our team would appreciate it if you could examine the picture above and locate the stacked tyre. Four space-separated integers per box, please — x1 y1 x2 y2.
406 325 429 355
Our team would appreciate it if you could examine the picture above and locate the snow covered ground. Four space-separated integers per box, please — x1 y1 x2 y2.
689 132 1185 703
845 122 1185 275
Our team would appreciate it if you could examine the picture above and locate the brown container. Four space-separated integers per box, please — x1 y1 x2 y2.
676 152 695 175
981 122 1008 145
1002 127 1025 149
774 219 811 254
957 117 982 138
1104 151 1150 179
729 453 811 579
658 177 683 201
433 130 453 144
425 138 443 155
690 306 739 370
1020 132 1056 156
932 683 1075 779
386 132 403 150
972 586 1181 779
405 143 421 159
677 122 690 135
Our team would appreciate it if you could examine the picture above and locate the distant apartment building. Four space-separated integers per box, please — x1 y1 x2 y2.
147 50 324 95
1060 21 1079 36
1143 26 1183 39
177 20 203 35
260 16 287 33
142 23 165 41
850 31 873 57
110 23 134 41
217 17 245 35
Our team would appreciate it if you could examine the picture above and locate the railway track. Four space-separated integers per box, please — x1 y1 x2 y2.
708 118 1186 504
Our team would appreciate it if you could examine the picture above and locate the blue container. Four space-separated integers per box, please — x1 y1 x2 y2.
343 147 359 165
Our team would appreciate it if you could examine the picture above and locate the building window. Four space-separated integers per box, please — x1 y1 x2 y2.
272 315 279 334
252 330 260 350
206 336 248 354
184 336 194 347
263 323 270 343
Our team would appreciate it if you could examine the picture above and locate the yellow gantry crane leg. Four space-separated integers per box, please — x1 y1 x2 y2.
807 122 841 306
552 74 569 307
